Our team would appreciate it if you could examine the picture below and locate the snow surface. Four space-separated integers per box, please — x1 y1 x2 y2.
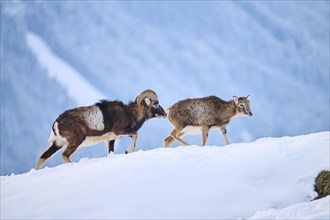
1 132 329 219
250 196 330 219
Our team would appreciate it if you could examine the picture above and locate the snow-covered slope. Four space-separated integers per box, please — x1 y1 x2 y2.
1 132 329 219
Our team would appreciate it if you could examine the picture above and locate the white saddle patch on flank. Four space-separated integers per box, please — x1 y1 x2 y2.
83 106 105 131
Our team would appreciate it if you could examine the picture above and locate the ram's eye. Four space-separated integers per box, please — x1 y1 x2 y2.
239 104 244 108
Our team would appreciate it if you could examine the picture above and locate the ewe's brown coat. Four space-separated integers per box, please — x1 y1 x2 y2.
164 95 252 147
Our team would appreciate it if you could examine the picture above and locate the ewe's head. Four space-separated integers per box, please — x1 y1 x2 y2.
233 95 253 117
136 89 166 119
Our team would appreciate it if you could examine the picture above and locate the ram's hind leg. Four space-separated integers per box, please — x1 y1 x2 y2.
35 141 63 170
61 137 84 163
62 144 79 163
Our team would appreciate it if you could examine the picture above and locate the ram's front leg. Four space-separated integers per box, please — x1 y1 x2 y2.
125 132 138 154
106 140 115 154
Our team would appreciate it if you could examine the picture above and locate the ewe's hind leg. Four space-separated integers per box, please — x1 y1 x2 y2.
163 136 174 147
164 132 184 147
170 129 189 146
220 127 229 145
35 141 63 170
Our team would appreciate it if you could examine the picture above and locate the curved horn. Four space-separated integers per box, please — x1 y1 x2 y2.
136 89 158 104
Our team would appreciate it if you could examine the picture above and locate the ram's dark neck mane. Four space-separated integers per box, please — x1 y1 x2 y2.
95 99 137 108
95 99 122 108
94 99 145 133
127 100 137 108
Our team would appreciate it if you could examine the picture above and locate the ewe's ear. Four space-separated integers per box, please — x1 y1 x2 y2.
233 96 238 105
246 95 250 100
145 98 151 106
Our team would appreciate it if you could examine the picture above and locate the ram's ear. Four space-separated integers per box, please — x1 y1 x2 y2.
233 96 238 105
145 98 151 106
246 95 250 100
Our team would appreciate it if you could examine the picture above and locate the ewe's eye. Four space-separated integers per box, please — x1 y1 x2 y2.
239 104 244 108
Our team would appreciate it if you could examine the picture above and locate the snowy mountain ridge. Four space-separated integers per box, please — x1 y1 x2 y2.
1 132 329 219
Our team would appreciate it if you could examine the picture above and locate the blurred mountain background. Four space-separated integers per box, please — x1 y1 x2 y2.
1 1 329 175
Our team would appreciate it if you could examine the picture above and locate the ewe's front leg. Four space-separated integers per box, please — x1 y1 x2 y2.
220 127 229 145
125 132 138 154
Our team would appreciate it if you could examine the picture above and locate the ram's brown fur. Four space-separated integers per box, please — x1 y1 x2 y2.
35 90 166 170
